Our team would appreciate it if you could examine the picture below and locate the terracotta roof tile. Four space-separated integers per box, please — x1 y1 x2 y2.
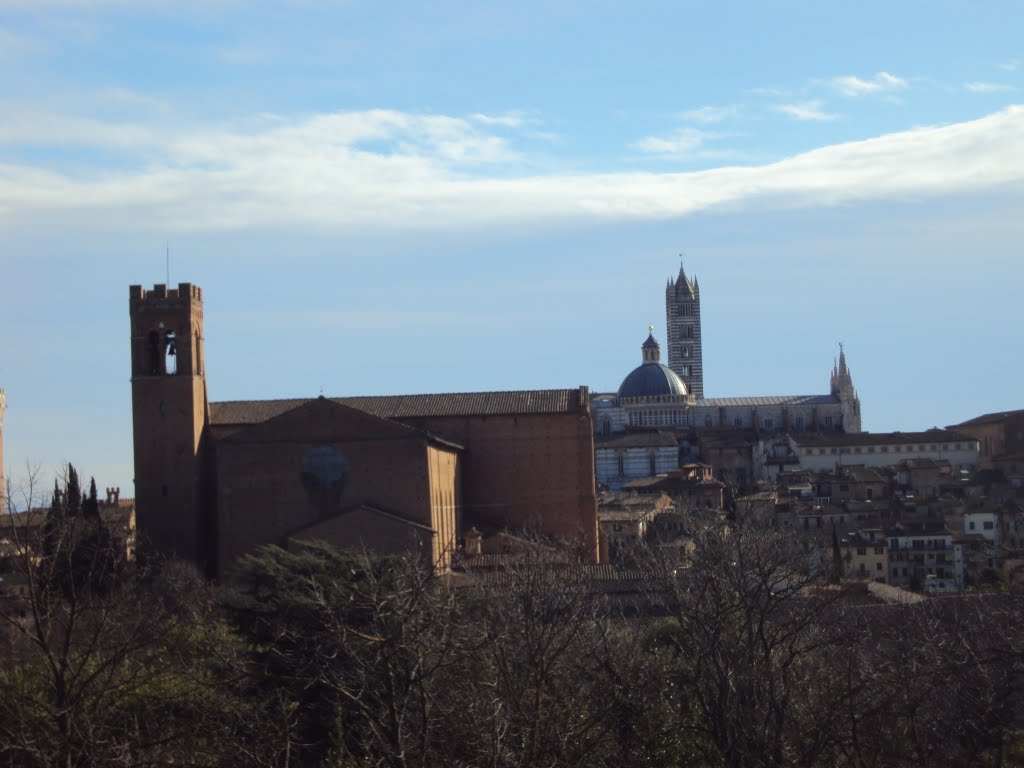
210 388 587 425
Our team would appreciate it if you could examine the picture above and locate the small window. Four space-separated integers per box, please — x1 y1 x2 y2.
705 416 713 428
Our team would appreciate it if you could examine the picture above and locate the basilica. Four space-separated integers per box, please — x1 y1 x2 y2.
592 266 861 489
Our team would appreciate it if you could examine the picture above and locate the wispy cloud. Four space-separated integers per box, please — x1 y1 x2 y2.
999 59 1019 72
830 71 908 97
678 105 739 124
964 82 1014 93
631 127 711 157
1 105 1023 232
777 101 837 121
469 113 525 128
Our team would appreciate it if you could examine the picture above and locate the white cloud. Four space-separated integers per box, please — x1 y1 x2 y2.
1 105 1023 232
679 106 738 124
964 82 1014 93
469 113 525 127
1000 59 1019 72
632 127 710 156
831 71 908 97
777 101 838 122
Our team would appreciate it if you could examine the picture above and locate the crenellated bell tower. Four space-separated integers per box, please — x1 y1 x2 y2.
666 263 704 399
129 283 210 568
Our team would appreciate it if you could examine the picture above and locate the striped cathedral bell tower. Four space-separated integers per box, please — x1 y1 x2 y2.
666 263 704 399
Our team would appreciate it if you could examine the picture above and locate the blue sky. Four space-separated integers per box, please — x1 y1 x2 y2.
1 1 1023 501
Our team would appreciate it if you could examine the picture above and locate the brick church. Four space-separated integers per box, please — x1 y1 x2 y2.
129 283 598 578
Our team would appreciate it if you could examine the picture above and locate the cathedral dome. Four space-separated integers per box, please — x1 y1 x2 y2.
617 363 688 398
617 330 688 398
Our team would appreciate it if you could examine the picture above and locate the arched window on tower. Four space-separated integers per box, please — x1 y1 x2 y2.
164 331 177 375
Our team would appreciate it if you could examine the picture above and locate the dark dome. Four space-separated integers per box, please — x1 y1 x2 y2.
617 363 688 398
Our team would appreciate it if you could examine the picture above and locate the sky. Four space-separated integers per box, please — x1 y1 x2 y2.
1 1 1023 502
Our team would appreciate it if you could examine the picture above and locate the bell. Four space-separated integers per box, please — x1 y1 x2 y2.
167 340 177 357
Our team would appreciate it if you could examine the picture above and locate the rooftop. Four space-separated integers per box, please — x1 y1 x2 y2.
791 429 977 448
696 394 839 408
211 387 588 425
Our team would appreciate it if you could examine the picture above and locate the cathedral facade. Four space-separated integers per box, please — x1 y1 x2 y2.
592 265 862 489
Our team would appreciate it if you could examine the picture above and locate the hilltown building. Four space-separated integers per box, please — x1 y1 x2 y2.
129 283 599 578
789 430 980 473
949 409 1024 472
592 265 862 489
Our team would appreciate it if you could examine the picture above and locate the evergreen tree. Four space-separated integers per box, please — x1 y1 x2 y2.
831 521 844 584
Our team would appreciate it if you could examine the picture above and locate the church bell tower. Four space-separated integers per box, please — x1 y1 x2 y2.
129 283 210 568
666 264 704 399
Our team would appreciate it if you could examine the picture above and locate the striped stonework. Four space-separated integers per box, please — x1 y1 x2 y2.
665 265 704 399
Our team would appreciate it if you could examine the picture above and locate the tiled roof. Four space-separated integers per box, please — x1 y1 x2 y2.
210 388 587 425
792 429 976 448
696 394 839 407
951 408 1024 427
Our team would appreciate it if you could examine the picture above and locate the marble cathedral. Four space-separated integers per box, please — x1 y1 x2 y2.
592 265 861 489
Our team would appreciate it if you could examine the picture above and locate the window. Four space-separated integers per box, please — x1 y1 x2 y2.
617 454 624 476
683 346 690 357
824 415 833 427
682 324 694 339
734 417 742 427
857 547 866 556
969 521 976 530
763 418 773 430
983 521 994 530
164 331 177 375
705 416 713 428
794 416 804 431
